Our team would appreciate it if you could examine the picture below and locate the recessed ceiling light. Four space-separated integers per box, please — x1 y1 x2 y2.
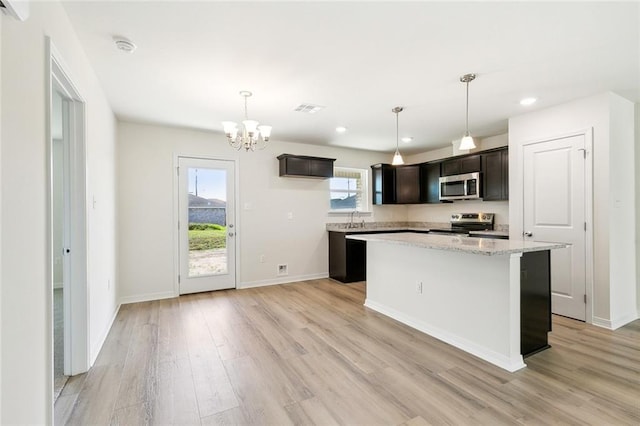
401 137 413 143
335 126 347 133
520 97 537 106
114 37 137 53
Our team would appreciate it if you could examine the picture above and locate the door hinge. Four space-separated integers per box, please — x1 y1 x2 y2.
176 166 179 176
584 222 587 231
178 275 181 284
578 148 586 159
178 220 180 230
584 294 587 304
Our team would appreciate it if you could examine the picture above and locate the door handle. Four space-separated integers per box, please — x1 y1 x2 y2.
524 231 533 237
228 232 235 237
229 224 234 228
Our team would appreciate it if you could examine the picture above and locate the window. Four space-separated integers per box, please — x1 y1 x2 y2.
329 167 369 212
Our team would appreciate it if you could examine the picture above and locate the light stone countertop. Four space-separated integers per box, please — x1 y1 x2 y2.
347 232 565 256
468 230 510 238
326 222 437 233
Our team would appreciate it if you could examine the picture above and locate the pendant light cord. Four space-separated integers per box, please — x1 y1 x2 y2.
465 80 469 135
396 110 399 151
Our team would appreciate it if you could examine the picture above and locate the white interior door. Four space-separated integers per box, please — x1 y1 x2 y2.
523 134 586 320
178 157 236 294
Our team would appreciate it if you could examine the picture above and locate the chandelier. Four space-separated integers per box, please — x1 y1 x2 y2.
221 91 272 151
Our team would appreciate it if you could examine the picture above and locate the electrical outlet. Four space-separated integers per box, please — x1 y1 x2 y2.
259 255 265 263
277 264 288 276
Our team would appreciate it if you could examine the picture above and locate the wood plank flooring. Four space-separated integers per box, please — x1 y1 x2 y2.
56 279 640 425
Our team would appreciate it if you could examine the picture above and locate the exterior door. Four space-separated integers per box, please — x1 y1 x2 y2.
523 134 586 320
178 157 236 294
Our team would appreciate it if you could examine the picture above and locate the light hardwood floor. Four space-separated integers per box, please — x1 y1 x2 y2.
55 279 640 425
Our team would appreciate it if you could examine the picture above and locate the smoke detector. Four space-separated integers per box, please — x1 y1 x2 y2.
114 37 137 54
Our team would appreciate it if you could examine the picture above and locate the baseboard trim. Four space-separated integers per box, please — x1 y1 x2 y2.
120 290 177 305
593 311 639 330
364 299 526 373
239 273 329 289
90 302 121 366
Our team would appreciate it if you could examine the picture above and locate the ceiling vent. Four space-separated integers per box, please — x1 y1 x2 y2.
293 103 325 114
0 0 29 21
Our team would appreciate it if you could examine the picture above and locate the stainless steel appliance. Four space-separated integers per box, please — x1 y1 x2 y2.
439 172 481 201
429 213 494 235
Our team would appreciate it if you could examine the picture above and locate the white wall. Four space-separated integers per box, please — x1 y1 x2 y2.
609 95 637 327
0 2 118 423
509 92 637 328
0 12 3 421
636 103 640 314
117 121 407 302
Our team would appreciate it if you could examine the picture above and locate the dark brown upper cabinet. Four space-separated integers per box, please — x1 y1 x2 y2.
420 162 441 204
481 147 509 201
441 154 481 176
277 154 335 178
371 163 396 204
395 165 421 204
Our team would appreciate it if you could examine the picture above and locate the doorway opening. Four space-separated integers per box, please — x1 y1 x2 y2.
47 38 89 410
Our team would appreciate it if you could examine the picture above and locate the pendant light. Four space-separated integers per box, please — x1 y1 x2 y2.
391 106 405 165
459 73 477 150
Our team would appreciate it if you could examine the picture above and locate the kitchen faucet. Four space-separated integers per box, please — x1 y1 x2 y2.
348 210 364 228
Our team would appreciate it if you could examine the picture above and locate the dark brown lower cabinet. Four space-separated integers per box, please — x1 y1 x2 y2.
328 232 367 283
520 250 552 357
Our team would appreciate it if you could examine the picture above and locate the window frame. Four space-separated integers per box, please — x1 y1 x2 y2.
328 166 370 214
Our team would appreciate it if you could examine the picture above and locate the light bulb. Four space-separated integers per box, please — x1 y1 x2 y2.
258 125 272 141
459 134 476 150
392 151 404 165
243 120 259 136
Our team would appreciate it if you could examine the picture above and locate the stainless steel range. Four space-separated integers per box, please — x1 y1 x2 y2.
429 213 494 235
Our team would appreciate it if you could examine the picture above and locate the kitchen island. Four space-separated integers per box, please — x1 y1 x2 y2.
347 232 565 372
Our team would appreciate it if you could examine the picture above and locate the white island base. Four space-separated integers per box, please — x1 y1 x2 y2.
349 233 565 372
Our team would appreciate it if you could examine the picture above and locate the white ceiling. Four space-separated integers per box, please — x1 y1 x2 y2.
61 1 640 154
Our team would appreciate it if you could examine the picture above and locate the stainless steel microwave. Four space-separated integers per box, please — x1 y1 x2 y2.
439 172 482 201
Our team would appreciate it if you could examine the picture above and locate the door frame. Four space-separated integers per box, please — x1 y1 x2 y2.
46 37 90 411
515 128 594 323
172 154 240 295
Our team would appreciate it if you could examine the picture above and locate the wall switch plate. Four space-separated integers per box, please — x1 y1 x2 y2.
259 255 265 263
417 281 423 294
287 212 293 220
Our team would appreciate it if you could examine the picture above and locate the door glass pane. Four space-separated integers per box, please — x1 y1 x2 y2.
187 167 227 277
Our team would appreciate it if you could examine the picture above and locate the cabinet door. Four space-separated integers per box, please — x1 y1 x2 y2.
371 164 396 204
482 151 503 200
310 159 334 177
501 149 509 199
482 148 508 201
395 165 421 204
421 162 441 203
284 157 309 175
460 154 481 173
441 159 460 176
